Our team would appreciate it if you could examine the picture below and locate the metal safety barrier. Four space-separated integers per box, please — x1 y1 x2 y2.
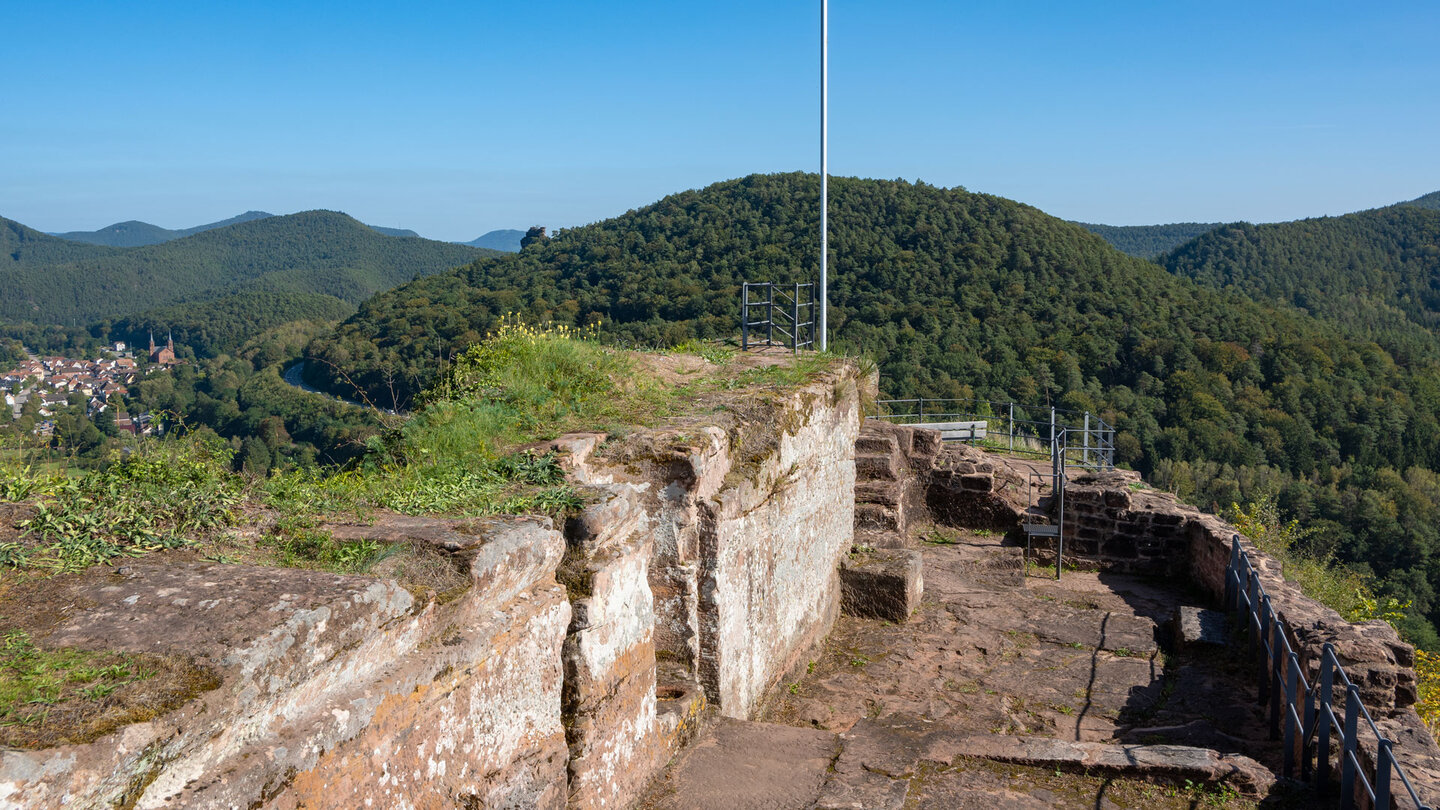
873 397 1115 470
741 281 815 354
1225 535 1432 809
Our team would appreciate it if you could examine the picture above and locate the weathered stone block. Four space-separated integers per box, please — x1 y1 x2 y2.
1173 606 1229 647
839 550 923 623
855 502 901 532
5 518 573 810
563 529 660 810
855 479 903 507
959 473 993 491
855 453 900 481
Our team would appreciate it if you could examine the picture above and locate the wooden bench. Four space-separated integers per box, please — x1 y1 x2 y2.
918 420 988 442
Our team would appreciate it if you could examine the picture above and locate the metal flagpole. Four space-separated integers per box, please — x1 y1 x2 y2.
819 0 828 352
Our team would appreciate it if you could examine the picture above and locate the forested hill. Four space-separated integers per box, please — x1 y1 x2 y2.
1159 205 1440 355
307 173 1440 643
1 217 117 267
1074 221 1221 258
0 211 498 326
52 211 274 247
1406 191 1440 211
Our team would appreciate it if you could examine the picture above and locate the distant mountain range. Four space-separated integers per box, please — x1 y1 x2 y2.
463 229 525 252
51 213 527 252
1 211 500 327
53 211 276 247
51 211 438 247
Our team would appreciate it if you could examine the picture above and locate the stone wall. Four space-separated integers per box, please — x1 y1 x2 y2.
2 361 865 810
596 367 864 720
996 459 1440 800
2 517 572 810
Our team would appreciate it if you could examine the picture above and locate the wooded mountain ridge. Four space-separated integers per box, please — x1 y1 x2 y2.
0 211 497 328
303 172 1440 645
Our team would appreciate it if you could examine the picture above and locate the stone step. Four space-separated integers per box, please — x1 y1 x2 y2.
855 452 901 482
854 503 901 533
854 528 908 550
854 479 902 507
839 549 923 623
640 719 839 810
854 430 900 455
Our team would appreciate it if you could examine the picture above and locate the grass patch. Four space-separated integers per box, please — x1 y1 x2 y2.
0 629 218 749
1 437 242 572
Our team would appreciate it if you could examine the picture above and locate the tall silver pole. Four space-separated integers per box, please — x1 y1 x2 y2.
819 0 829 351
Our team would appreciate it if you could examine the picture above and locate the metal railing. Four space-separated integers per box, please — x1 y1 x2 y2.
873 397 1115 470
1022 428 1071 580
741 281 815 354
1225 536 1432 809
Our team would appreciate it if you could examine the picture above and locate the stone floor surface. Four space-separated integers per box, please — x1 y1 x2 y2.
636 530 1319 809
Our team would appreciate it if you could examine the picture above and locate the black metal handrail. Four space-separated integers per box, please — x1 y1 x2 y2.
1225 535 1432 809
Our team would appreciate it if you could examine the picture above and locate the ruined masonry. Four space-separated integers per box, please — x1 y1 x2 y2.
2 365 863 809
5 366 1440 808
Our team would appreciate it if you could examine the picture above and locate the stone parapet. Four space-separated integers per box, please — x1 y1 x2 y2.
3 517 572 810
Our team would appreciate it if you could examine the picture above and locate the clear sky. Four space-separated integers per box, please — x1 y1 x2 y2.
2 1 1437 241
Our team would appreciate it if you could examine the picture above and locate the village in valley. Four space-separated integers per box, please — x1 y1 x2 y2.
0 333 179 439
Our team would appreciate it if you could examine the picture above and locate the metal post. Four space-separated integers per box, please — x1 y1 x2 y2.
1083 412 1091 467
1225 536 1239 611
1284 652 1299 777
1258 597 1272 705
792 283 800 354
766 284 774 347
742 282 749 350
1269 610 1283 740
1248 570 1260 653
1055 430 1065 581
1341 685 1360 809
1318 646 1334 792
1375 739 1393 810
1008 402 1015 451
1301 654 1317 780
818 0 828 353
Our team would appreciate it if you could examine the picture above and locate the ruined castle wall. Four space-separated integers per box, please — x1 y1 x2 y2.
561 486 661 810
599 369 862 721
2 518 572 810
1007 465 1439 800
697 379 861 717
5 363 866 810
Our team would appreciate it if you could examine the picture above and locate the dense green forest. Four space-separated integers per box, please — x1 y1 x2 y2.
1074 221 1221 258
1160 206 1440 352
1407 191 1440 211
0 211 495 325
52 211 274 247
110 292 356 359
306 172 1440 646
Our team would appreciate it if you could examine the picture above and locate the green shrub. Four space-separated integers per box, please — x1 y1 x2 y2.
9 435 242 571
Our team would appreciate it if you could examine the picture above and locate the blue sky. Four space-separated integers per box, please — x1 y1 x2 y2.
2 1 1437 241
